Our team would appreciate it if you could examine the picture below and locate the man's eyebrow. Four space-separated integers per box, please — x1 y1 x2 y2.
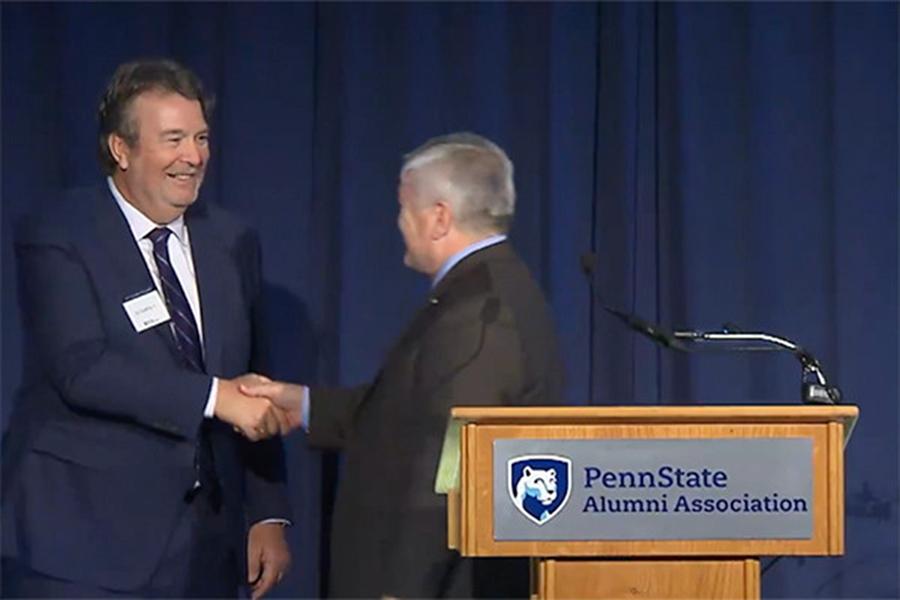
159 128 209 138
159 128 187 137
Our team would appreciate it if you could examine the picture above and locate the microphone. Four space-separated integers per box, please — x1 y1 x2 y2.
579 252 686 350
601 305 687 351
579 252 841 405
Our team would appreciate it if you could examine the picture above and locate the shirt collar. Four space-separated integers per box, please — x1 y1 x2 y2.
432 234 507 289
107 177 187 244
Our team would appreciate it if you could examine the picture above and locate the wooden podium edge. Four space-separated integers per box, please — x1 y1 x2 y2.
444 404 856 598
827 421 845 554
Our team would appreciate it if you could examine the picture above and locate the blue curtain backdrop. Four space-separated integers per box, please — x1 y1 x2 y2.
2 2 896 598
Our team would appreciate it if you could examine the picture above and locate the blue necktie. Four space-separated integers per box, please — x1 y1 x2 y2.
147 227 205 373
147 227 219 505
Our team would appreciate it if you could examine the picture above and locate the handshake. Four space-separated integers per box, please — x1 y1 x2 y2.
214 374 305 441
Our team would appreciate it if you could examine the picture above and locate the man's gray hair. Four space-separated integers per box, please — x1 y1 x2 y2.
401 132 515 234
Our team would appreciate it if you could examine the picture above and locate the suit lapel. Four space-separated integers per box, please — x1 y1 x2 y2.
91 186 182 357
431 241 511 298
389 242 512 356
369 242 515 414
93 186 155 297
391 298 439 354
185 206 224 375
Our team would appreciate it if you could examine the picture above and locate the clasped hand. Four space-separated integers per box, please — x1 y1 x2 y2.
214 374 304 441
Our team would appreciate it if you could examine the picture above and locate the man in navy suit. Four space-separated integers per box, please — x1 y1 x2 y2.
2 60 291 598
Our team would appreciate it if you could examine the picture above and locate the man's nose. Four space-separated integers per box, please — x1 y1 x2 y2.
181 139 204 166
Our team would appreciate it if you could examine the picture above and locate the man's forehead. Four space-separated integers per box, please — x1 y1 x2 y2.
132 89 195 107
130 91 205 122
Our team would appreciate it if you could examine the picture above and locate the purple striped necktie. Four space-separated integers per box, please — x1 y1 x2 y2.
147 227 205 373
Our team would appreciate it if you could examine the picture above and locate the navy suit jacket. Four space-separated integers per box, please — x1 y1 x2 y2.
1 185 289 591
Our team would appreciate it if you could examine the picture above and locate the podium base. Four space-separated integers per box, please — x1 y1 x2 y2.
531 558 760 599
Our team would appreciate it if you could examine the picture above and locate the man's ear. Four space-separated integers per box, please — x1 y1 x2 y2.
431 201 452 239
108 133 130 171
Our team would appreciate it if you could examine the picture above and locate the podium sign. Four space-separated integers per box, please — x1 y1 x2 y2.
494 438 813 541
442 405 858 599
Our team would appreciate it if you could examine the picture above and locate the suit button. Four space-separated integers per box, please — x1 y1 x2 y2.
429 297 439 305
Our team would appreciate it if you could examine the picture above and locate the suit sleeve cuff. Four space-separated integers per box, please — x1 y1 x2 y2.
204 378 219 418
253 518 292 527
302 385 310 431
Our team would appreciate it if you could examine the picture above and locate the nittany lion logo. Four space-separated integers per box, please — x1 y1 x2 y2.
508 455 572 525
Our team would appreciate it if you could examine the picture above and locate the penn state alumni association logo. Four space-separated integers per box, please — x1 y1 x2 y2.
508 455 572 525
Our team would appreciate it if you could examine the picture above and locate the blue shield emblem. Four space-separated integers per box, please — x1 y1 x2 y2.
508 455 572 525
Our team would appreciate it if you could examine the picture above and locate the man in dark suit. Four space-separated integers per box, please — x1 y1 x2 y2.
244 133 565 598
2 60 291 598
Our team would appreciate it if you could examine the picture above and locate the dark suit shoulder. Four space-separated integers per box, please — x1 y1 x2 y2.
187 200 259 249
189 200 250 233
435 261 492 305
432 243 537 326
427 267 521 353
15 186 107 246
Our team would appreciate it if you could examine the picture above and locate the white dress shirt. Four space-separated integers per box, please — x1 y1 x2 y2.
107 177 219 417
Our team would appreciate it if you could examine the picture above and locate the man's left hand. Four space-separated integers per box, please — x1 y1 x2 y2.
247 522 291 599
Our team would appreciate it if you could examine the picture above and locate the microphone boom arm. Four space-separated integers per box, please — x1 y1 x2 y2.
579 253 840 405
671 328 840 404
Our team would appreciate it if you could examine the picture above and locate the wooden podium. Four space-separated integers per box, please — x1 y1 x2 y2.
438 405 858 599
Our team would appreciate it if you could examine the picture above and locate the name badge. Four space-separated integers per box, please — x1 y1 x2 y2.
123 289 170 333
